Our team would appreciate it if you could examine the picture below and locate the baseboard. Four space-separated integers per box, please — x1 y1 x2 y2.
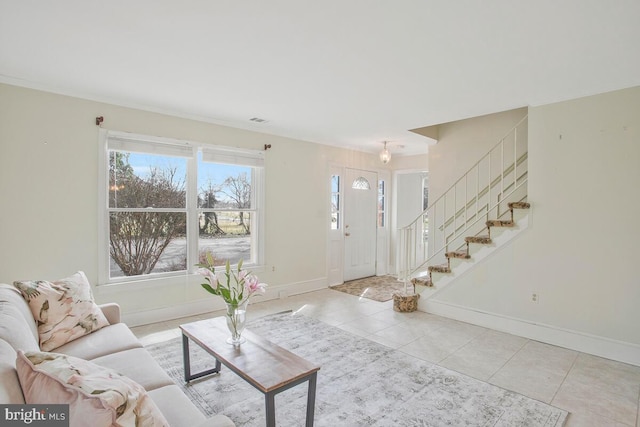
122 276 328 327
423 299 640 367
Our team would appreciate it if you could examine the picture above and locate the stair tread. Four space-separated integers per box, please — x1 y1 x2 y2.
411 277 433 288
508 201 530 209
465 235 492 244
486 219 515 227
446 251 471 259
428 264 451 273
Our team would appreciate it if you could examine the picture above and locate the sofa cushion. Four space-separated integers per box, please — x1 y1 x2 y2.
0 284 39 351
16 350 169 427
13 271 109 351
91 348 174 391
0 339 25 404
54 323 142 361
0 301 40 353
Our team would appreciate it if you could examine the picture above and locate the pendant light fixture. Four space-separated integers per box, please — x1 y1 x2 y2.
379 141 391 164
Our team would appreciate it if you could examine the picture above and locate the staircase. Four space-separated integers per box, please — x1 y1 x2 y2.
397 116 529 295
413 201 530 288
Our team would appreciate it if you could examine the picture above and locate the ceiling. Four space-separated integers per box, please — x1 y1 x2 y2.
1 1 639 157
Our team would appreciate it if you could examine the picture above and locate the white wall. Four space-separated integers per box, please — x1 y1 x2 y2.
427 86 640 363
429 107 528 201
395 173 425 229
0 83 404 324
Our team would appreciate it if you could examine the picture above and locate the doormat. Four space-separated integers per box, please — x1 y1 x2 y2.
330 275 407 302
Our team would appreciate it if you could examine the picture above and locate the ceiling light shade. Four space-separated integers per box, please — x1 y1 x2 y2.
379 141 391 164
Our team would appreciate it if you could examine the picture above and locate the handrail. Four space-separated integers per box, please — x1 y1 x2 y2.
397 115 528 289
437 153 528 233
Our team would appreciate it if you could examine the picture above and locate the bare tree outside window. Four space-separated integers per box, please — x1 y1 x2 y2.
108 152 186 276
198 182 225 236
220 172 251 234
197 168 253 267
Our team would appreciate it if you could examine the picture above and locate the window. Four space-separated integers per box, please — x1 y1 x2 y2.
351 176 371 190
378 179 386 227
99 130 264 283
330 175 340 230
422 173 429 210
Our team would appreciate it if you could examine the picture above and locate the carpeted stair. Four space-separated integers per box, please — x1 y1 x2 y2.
415 201 530 289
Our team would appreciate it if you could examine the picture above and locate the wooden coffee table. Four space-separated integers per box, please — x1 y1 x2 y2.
180 316 321 427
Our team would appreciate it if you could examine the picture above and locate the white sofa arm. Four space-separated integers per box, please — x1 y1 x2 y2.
99 303 121 325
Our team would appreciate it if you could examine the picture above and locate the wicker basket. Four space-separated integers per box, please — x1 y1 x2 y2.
392 292 420 312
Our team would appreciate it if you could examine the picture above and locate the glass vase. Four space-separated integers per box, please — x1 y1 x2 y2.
224 300 248 345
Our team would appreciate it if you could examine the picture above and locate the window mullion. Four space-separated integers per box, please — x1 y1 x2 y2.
107 208 188 213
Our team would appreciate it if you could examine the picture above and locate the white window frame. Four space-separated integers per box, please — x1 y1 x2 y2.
378 178 387 228
97 129 265 286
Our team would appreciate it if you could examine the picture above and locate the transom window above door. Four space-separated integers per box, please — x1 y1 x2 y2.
351 176 371 190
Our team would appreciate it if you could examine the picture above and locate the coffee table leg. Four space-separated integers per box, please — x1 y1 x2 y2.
182 333 221 382
265 392 276 427
306 372 317 427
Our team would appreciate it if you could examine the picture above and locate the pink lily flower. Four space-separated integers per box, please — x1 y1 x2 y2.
197 268 217 286
245 274 267 295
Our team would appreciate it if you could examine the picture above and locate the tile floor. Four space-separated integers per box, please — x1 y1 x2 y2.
132 289 640 427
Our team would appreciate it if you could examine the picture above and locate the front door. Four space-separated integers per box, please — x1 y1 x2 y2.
343 168 378 281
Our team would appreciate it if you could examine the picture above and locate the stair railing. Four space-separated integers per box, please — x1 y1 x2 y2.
397 115 529 289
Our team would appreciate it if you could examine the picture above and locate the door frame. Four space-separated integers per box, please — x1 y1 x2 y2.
327 165 390 286
391 168 428 276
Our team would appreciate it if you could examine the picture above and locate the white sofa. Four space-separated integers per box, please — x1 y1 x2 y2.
0 283 235 427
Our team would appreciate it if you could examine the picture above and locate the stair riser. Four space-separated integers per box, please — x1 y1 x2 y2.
466 242 494 258
446 257 469 271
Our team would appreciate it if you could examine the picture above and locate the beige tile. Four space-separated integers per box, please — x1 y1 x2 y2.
398 326 478 363
570 353 640 397
399 336 454 363
552 367 639 425
371 323 422 347
340 315 395 334
313 307 370 326
365 333 406 349
434 318 488 340
439 329 528 380
335 322 375 339
402 312 457 330
564 411 631 427
489 340 578 403
366 308 418 327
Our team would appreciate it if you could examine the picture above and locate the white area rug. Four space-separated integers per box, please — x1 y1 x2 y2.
146 312 568 426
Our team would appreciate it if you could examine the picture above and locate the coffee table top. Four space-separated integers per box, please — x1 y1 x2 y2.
180 316 320 393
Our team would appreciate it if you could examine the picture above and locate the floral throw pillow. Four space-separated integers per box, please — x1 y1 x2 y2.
16 350 168 427
13 271 109 351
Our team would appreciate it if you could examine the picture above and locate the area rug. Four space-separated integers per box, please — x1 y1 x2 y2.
146 312 567 426
329 275 407 302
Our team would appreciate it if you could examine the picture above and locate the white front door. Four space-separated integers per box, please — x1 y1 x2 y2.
343 168 378 281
